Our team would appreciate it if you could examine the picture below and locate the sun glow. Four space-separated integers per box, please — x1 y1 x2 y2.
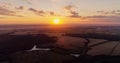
52 19 61 25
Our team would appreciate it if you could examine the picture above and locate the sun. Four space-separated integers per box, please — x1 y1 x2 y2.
53 19 61 25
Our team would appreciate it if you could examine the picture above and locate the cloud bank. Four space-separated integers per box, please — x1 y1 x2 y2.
97 10 120 15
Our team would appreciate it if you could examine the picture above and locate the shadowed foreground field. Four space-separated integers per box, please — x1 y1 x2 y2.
0 33 120 63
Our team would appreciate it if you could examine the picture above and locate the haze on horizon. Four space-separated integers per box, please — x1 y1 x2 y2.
0 0 120 25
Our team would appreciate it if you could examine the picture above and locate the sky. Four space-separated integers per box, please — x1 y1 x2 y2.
0 0 120 25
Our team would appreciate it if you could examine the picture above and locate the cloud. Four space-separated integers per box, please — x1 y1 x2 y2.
97 10 120 15
49 11 55 16
84 15 108 18
83 15 120 21
63 5 75 11
0 6 22 17
15 6 24 10
63 5 81 18
28 8 45 16
69 11 81 18
28 8 57 16
0 6 15 16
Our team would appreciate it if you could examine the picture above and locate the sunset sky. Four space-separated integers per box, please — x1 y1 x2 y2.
0 0 120 25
